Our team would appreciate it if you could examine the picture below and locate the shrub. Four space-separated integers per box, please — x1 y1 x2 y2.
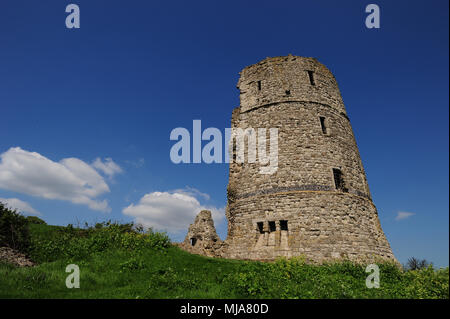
405 257 430 270
403 266 449 298
0 202 30 253
222 258 449 299
26 216 47 225
29 221 171 263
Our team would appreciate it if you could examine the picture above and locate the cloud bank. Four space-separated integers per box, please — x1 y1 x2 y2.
0 147 121 212
0 197 41 216
92 157 123 178
122 189 224 232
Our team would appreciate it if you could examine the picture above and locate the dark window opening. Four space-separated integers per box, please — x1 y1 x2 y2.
320 117 327 134
333 168 344 190
232 142 237 161
307 71 315 86
257 80 261 91
285 90 291 95
280 220 288 231
268 221 276 232
190 237 197 246
257 222 264 234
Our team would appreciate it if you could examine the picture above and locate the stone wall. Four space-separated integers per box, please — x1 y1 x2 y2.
227 101 371 201
179 210 224 258
223 191 395 263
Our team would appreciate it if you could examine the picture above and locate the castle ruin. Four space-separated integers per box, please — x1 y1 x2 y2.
180 55 397 264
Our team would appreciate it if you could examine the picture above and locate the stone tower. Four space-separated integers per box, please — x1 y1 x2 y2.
181 55 396 264
222 55 396 263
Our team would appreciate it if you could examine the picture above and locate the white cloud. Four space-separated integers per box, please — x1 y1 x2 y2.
92 157 123 178
122 189 224 232
395 211 415 221
0 197 41 216
0 147 112 212
171 186 210 201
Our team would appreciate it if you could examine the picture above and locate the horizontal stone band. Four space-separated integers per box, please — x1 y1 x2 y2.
235 184 371 200
240 100 351 122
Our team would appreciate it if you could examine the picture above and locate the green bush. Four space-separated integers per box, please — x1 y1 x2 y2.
222 257 449 299
403 266 449 299
0 201 30 253
26 216 47 225
29 221 171 263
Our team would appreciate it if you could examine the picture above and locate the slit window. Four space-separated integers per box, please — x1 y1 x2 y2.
257 222 264 234
190 237 197 246
257 80 261 91
285 90 291 95
268 221 276 232
320 117 327 134
307 70 315 86
280 220 288 231
333 168 344 190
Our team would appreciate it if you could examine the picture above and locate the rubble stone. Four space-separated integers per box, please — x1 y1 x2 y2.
0 247 35 267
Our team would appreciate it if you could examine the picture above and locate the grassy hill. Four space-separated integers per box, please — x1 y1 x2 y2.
0 222 448 299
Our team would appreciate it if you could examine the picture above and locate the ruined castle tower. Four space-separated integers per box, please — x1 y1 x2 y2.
182 55 396 264
223 55 396 263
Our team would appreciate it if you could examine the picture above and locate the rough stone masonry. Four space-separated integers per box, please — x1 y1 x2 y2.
180 55 397 264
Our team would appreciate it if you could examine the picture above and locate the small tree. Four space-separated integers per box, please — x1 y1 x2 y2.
0 201 31 252
406 257 430 270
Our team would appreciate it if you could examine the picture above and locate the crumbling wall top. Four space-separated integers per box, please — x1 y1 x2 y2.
180 210 223 258
237 55 346 115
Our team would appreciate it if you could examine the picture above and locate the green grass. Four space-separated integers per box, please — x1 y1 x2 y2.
0 223 448 299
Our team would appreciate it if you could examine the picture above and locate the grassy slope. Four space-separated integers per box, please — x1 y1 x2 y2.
0 224 448 299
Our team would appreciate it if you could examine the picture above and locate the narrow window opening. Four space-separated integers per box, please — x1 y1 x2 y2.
232 142 237 162
280 220 288 231
257 222 264 234
333 168 344 190
190 237 197 246
257 80 261 91
320 116 327 134
285 90 291 95
307 70 315 86
268 221 276 232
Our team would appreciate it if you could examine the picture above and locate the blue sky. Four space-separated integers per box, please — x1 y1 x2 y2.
0 0 448 267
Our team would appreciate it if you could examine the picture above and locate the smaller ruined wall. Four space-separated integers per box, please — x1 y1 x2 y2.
179 210 224 258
